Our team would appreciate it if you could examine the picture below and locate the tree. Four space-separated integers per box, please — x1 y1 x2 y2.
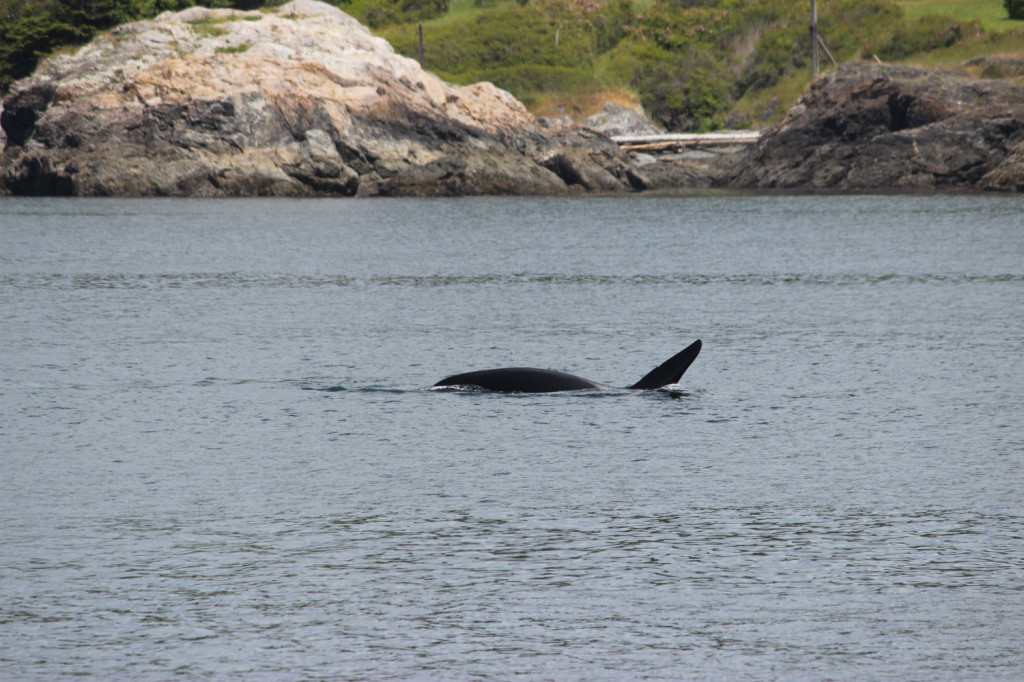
0 0 267 93
1 2 90 91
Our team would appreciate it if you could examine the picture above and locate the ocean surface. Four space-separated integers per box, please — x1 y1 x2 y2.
2 194 1023 680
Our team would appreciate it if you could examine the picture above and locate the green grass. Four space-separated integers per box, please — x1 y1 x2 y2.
436 1 1023 34
731 3 1024 126
216 43 251 54
900 28 1024 62
419 0 516 27
381 0 1024 125
732 70 812 128
188 16 231 37
896 0 1024 32
896 30 1024 86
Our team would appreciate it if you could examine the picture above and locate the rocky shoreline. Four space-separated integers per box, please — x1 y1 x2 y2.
1 0 1022 196
0 0 646 197
728 63 1024 192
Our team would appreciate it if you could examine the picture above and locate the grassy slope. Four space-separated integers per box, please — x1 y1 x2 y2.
409 0 1023 125
15 1 1017 129
382 0 639 120
892 1 1022 86
897 0 1024 32
727 1 1023 129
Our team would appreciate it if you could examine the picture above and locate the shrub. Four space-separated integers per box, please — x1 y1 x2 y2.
878 15 972 60
383 5 593 75
0 10 91 91
606 40 732 131
1006 0 1024 20
333 0 449 29
737 25 805 94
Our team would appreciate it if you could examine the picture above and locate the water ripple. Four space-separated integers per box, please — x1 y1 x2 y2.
2 271 1022 290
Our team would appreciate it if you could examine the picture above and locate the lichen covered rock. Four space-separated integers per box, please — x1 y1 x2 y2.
0 0 645 197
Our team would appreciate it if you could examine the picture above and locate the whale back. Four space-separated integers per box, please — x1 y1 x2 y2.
434 367 603 393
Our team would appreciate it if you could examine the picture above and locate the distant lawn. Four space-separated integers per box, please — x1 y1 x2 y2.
896 0 1024 32
434 0 515 25
897 30 1024 86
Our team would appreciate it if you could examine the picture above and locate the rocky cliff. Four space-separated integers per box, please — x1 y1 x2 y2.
0 0 646 197
728 63 1024 191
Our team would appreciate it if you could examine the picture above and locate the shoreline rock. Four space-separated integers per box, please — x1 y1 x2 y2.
628 63 1024 194
0 0 646 197
725 63 1024 192
2 5 1021 196
583 103 662 138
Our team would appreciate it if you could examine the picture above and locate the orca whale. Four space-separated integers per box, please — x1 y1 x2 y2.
434 339 701 393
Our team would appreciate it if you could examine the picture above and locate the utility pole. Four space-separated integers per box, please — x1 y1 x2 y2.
811 0 819 79
418 23 424 67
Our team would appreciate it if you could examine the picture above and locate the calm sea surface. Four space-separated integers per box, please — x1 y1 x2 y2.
2 194 1023 680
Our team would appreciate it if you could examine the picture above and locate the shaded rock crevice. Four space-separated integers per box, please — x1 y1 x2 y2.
1 81 57 147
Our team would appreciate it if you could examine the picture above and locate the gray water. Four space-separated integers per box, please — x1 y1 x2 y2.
2 194 1023 680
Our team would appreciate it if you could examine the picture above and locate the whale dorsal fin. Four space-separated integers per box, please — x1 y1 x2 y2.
629 340 702 390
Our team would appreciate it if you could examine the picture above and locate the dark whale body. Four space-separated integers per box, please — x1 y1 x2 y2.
434 339 701 393
434 367 605 393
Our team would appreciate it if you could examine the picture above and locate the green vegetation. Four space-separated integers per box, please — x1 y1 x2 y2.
378 0 1023 130
2 0 1022 130
0 0 269 91
335 0 448 28
899 0 1022 30
215 42 250 52
189 16 231 36
1006 0 1024 21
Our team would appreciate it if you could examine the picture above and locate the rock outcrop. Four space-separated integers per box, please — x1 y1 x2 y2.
583 103 662 138
3 9 1022 197
978 140 1024 191
0 0 646 197
728 63 1024 191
